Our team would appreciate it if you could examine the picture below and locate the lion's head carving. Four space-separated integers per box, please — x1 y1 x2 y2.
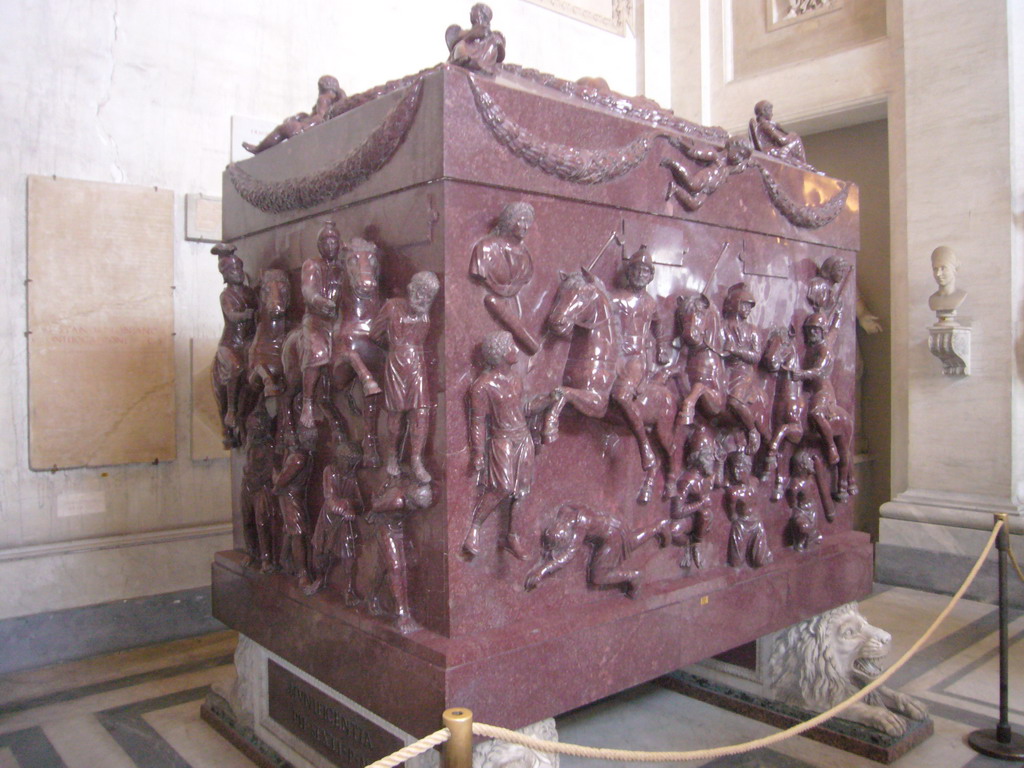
768 602 890 709
767 603 928 736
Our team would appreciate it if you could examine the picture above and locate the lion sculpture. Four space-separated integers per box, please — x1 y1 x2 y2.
767 603 928 737
473 718 559 768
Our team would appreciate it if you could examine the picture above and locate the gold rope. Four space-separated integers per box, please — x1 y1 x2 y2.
1008 539 1024 583
363 728 451 768
470 519 1004 762
366 519 1004 766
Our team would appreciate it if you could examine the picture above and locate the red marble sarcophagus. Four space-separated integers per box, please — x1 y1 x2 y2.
211 19 869 740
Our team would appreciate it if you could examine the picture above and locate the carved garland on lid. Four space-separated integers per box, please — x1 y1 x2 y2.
467 74 655 185
227 79 424 214
498 63 728 144
753 162 850 229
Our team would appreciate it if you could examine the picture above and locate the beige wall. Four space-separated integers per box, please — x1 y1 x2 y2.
669 0 891 136
732 0 886 79
881 0 1024 538
803 121 891 537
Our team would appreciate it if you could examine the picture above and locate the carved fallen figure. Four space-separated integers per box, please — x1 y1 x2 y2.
240 405 278 573
445 2 506 75
366 474 434 634
371 271 440 483
242 75 345 154
305 441 361 599
785 447 828 551
768 603 929 737
762 324 807 501
469 201 539 354
749 100 815 172
793 311 856 501
464 331 539 561
724 451 771 569
213 243 257 448
661 137 752 211
272 420 316 589
542 267 678 504
668 437 718 569
524 502 667 597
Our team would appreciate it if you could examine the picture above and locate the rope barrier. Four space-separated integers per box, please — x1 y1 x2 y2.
364 728 451 768
1008 540 1024 584
365 518 1004 766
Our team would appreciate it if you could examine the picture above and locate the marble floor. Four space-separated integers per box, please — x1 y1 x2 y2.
0 585 1019 768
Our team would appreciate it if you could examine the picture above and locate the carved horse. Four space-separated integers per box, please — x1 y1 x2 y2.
761 325 805 500
542 269 677 503
330 237 384 466
247 269 292 403
281 238 384 464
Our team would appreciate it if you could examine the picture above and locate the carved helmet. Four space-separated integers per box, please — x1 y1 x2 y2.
724 282 755 314
212 242 241 274
803 312 828 331
623 245 654 270
317 220 341 252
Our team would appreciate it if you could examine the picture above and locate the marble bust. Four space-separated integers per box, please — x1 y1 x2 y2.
928 246 966 324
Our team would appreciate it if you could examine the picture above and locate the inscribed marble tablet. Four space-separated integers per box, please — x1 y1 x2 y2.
27 176 176 469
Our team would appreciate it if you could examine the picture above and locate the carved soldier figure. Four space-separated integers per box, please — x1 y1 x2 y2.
721 282 767 454
786 448 824 551
445 3 506 75
371 271 440 483
305 442 361 599
661 138 751 211
272 420 316 588
463 331 536 560
609 246 671 471
213 243 257 447
243 75 345 154
724 451 772 568
668 440 718 569
794 311 847 467
675 293 726 427
762 324 807 501
298 221 345 429
469 202 539 354
524 502 667 597
749 100 811 168
240 405 278 573
366 475 434 634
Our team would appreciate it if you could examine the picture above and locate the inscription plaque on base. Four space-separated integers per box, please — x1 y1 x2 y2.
268 660 404 767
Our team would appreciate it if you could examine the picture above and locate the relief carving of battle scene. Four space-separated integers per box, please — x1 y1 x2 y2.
214 4 862 642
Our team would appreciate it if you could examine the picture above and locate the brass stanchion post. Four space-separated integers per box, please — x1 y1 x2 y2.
443 707 473 768
968 514 1024 760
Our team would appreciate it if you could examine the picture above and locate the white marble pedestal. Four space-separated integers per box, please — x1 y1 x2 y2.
204 635 559 768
